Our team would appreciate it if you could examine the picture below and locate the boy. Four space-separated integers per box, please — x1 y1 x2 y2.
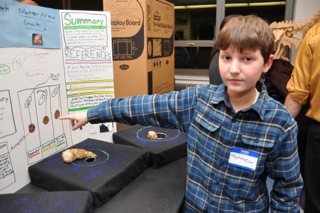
60 15 303 212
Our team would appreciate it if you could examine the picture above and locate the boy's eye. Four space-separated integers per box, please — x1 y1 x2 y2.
222 56 231 60
244 57 252 61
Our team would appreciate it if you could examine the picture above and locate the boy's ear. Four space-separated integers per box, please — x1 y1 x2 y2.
262 54 274 73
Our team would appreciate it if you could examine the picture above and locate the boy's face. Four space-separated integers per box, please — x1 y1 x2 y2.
219 46 273 97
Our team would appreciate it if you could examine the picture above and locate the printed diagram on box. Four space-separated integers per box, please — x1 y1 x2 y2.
105 0 144 60
113 40 138 60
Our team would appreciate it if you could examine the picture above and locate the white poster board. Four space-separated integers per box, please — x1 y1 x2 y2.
0 0 115 193
59 10 115 144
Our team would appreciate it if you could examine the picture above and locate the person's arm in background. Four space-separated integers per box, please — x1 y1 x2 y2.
284 95 302 118
285 27 312 118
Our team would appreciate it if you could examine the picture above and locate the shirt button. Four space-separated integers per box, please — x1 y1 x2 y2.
220 162 224 167
215 181 220 186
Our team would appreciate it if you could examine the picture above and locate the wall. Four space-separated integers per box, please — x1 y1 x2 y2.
294 0 320 20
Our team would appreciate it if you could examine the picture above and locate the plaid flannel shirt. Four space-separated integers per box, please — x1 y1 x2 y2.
88 81 303 213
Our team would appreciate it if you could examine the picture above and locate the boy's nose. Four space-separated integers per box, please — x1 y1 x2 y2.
230 60 240 73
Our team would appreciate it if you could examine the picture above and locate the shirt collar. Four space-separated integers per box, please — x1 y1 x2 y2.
210 81 268 120
251 81 268 120
209 83 226 104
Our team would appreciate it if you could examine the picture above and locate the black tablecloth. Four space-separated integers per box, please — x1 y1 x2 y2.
18 156 187 213
0 191 94 213
28 138 150 207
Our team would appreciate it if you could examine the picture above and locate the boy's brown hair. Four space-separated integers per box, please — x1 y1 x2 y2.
215 15 274 63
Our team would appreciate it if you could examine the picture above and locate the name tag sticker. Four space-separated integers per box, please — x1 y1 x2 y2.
228 148 259 171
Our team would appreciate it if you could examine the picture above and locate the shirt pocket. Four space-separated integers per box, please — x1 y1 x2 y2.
194 112 221 133
239 132 276 174
241 133 275 149
191 113 222 156
189 113 222 180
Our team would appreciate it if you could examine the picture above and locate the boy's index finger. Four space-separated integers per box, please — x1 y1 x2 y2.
58 115 71 120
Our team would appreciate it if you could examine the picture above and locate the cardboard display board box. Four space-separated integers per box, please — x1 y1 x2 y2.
103 0 175 98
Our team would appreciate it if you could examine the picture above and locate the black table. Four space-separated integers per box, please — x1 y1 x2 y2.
17 156 187 213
